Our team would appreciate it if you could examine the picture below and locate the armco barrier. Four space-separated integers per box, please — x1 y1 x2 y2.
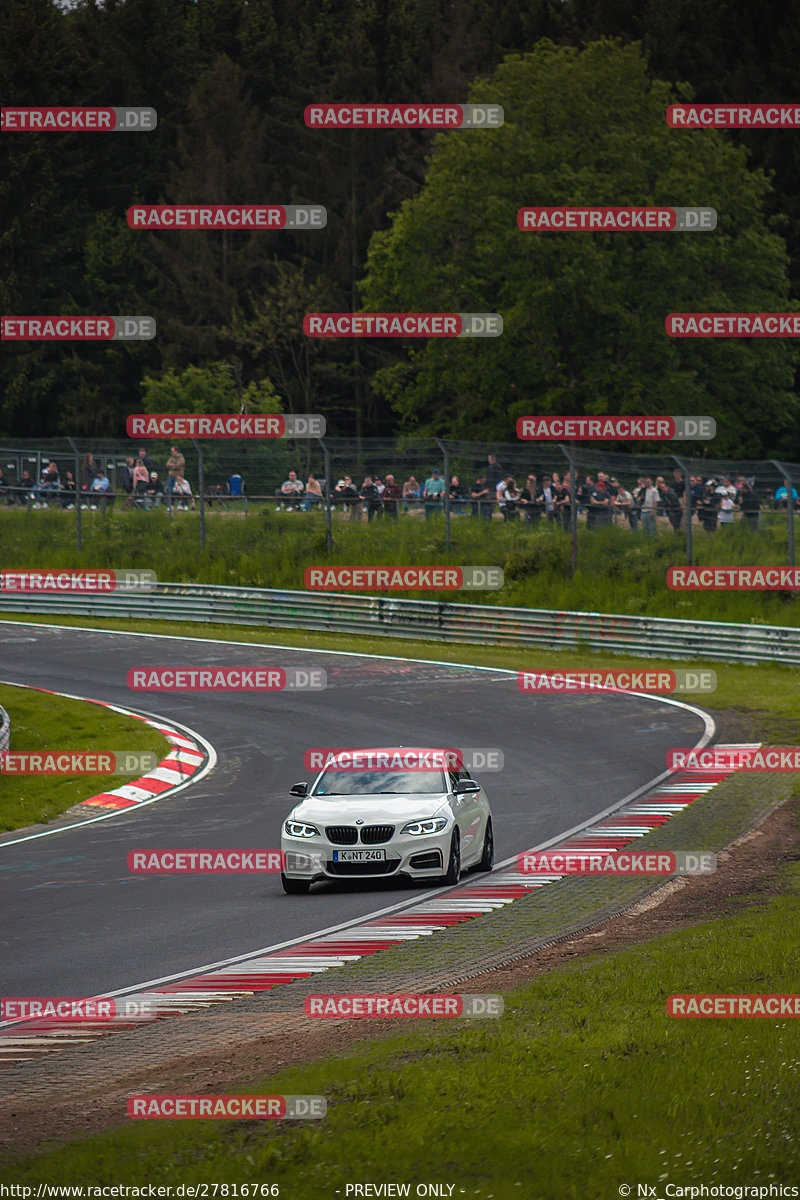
0 705 9 754
0 584 798 665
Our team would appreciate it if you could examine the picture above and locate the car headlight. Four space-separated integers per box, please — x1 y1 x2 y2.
401 818 449 835
284 820 318 838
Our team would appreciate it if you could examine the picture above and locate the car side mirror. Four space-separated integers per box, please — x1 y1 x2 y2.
289 782 308 797
454 778 480 794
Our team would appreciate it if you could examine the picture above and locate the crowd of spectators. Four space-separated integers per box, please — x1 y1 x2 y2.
0 448 793 534
270 457 775 532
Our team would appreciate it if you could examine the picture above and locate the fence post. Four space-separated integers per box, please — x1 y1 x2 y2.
67 436 81 552
435 438 450 550
192 438 205 551
773 460 795 566
559 444 578 576
672 455 693 564
319 436 333 554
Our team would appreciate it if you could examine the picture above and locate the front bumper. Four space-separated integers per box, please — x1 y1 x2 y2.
281 832 449 882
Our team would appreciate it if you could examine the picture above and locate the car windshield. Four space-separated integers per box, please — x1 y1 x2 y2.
312 769 446 796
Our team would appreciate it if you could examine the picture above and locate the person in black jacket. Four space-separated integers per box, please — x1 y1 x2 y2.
360 476 382 521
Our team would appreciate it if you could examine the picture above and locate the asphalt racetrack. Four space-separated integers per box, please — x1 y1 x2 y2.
0 622 710 1000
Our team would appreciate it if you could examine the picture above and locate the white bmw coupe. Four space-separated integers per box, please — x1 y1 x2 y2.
280 747 494 895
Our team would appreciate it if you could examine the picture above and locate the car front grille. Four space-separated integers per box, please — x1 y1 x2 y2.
327 859 400 876
326 825 358 845
360 824 395 844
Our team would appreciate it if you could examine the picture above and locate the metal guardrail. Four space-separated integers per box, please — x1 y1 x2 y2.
0 583 798 665
0 706 10 754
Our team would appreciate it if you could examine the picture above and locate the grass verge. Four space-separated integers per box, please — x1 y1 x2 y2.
2 506 800 623
0 683 171 832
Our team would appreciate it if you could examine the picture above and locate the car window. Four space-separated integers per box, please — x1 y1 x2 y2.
312 768 447 795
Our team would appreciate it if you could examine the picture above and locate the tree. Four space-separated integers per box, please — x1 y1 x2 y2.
359 39 800 455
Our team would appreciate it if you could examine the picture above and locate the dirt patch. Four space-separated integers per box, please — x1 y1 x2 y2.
1 795 797 1162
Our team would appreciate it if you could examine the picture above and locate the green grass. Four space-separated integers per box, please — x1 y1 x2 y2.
3 826 799 1193
2 505 800 623
0 683 170 831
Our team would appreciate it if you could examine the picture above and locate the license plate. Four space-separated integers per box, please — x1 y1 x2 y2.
332 849 386 862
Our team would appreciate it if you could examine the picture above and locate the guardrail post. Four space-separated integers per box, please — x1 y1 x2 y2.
435 438 450 550
67 436 81 552
773 461 795 566
673 455 693 564
559 444 578 576
192 438 205 551
319 437 333 553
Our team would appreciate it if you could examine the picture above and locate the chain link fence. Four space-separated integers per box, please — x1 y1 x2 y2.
0 436 797 565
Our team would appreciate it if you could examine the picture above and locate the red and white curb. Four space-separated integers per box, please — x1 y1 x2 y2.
0 744 754 1063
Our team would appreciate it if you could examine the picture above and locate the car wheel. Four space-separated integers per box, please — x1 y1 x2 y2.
476 817 494 872
440 829 461 886
281 873 311 895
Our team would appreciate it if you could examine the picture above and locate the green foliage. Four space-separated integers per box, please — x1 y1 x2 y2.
361 39 799 453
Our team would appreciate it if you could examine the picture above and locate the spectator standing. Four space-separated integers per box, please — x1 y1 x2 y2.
382 474 402 518
539 475 556 523
137 447 157 474
0 468 8 505
121 457 135 497
132 461 149 496
336 475 360 518
81 453 102 492
738 478 761 531
360 476 382 521
470 475 490 519
519 474 539 525
657 476 683 532
698 483 719 533
497 475 520 521
422 467 445 519
229 471 245 499
166 446 186 497
33 461 61 507
589 476 613 528
402 476 421 513
486 454 503 502
449 475 466 514
554 477 571 528
613 482 634 529
640 477 660 536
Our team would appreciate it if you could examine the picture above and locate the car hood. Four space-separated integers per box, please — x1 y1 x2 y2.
291 793 450 824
